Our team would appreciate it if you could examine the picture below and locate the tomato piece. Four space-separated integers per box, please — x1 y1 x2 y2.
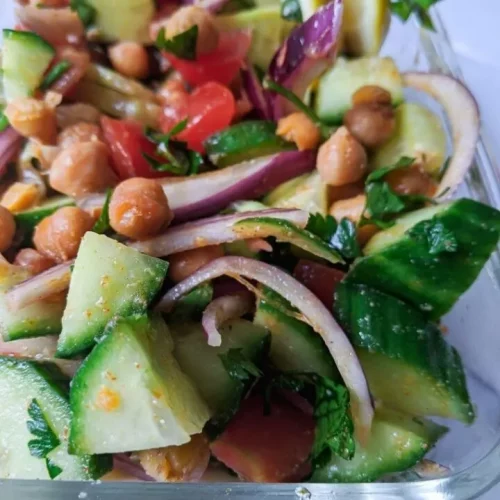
211 394 314 482
160 82 235 153
101 117 170 179
165 30 251 87
293 259 345 308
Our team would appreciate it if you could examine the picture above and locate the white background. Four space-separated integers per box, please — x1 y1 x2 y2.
0 0 499 498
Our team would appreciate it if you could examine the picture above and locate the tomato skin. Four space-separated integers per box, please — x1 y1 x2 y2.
101 117 170 179
165 31 251 87
160 82 235 153
210 394 314 482
293 259 345 308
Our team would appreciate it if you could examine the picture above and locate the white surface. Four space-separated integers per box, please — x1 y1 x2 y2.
1 0 500 498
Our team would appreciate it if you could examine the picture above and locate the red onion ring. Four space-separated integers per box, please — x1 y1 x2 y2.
157 256 373 443
241 63 272 120
403 72 480 198
112 454 155 482
202 292 254 346
130 209 309 256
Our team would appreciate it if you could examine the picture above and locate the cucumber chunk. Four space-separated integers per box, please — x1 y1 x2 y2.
204 121 295 168
312 407 447 482
172 320 269 432
0 357 111 480
371 103 447 176
254 287 338 378
335 282 474 423
69 315 210 455
0 263 64 341
315 57 403 124
348 199 500 319
2 30 55 102
56 232 168 358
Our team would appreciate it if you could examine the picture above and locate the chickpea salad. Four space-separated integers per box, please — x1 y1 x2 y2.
0 0 495 485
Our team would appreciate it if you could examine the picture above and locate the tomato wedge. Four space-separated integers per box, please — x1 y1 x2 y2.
160 82 235 153
101 117 170 180
165 30 251 87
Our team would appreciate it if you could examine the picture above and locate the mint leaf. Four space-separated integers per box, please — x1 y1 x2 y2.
365 156 415 184
92 188 112 234
407 219 458 255
281 0 303 22
40 60 72 91
331 218 361 260
27 399 60 459
69 0 96 27
156 26 198 61
219 348 263 383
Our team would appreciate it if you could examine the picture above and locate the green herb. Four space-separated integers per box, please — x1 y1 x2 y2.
263 78 333 139
91 188 112 234
70 0 96 28
365 156 415 184
306 213 338 242
219 348 263 383
40 60 72 91
389 0 442 30
27 399 63 479
219 0 256 13
156 26 198 61
439 157 451 181
407 219 458 255
0 108 9 133
362 181 406 228
281 0 303 22
167 283 213 323
187 150 203 175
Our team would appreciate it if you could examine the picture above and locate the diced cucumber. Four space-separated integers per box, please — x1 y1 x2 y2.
56 233 168 358
215 8 296 69
172 319 270 432
347 199 500 319
335 282 474 423
0 356 111 480
264 171 329 215
315 57 404 124
204 121 295 168
233 217 342 264
371 103 447 176
15 196 75 246
2 30 55 102
312 407 447 482
87 0 155 43
166 283 213 323
254 287 338 378
0 263 64 341
69 314 210 455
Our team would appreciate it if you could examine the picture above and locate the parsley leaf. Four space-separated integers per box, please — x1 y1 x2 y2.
331 218 361 260
219 348 263 382
281 0 303 22
69 0 96 28
0 107 9 133
365 156 415 184
92 188 112 234
306 213 337 242
389 0 442 30
364 181 407 223
407 219 458 255
156 26 198 61
40 60 72 91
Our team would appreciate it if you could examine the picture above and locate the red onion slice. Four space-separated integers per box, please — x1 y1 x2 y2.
130 209 308 256
241 63 272 120
403 72 480 198
112 455 155 482
0 128 23 179
6 261 72 312
157 256 373 443
202 292 254 347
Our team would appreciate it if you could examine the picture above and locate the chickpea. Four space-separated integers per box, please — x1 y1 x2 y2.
49 141 117 198
108 42 150 80
157 79 188 107
14 248 56 275
169 245 224 283
329 180 364 204
276 112 321 151
317 126 367 186
357 224 379 246
56 103 101 129
4 97 57 144
352 85 392 107
329 194 366 224
344 104 395 148
57 122 103 148
109 178 173 240
162 6 219 57
33 206 94 263
0 206 16 253
385 164 437 197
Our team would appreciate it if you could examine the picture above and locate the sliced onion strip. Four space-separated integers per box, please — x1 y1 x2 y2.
157 256 373 442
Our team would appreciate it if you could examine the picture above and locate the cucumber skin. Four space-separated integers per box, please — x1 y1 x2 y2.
3 30 54 53
347 199 500 319
335 282 474 423
204 121 295 168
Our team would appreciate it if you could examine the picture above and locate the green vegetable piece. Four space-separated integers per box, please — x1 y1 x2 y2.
407 219 458 255
167 283 213 323
280 0 303 22
91 188 112 234
70 0 97 27
156 26 198 61
389 0 442 30
365 156 415 183
219 348 263 382
27 399 61 460
39 60 72 91
0 107 10 132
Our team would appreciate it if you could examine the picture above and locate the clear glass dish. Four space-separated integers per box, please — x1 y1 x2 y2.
1 7 500 500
